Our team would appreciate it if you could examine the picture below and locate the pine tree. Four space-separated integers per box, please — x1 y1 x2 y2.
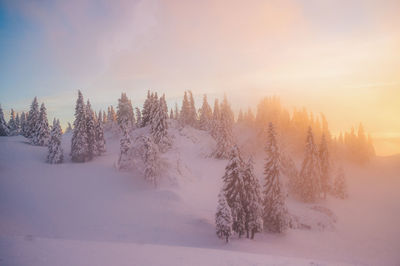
180 91 190 126
8 109 18 135
211 99 220 138
332 167 348 199
151 94 169 150
215 190 233 243
213 96 234 159
0 105 9 136
95 110 106 155
141 90 152 127
242 157 263 239
32 103 50 146
298 126 321 202
174 103 180 121
222 145 246 237
199 94 213 131
27 97 40 139
20 112 27 137
117 124 132 170
188 90 197 127
262 123 288 233
319 134 330 199
142 135 160 187
15 113 20 135
47 119 64 164
85 100 97 159
71 91 89 162
117 93 135 131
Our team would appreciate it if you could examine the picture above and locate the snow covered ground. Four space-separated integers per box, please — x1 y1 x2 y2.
0 127 399 265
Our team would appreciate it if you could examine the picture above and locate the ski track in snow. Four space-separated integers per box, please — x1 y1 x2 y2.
0 127 399 265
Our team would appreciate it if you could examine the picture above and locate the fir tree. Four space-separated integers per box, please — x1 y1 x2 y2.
71 91 89 162
222 145 246 237
117 124 132 170
20 112 27 137
95 110 106 155
15 113 20 135
8 109 18 135
151 94 169 150
141 90 152 127
211 99 220 139
332 167 348 199
0 105 9 136
85 100 97 159
188 90 197 127
199 94 213 131
117 93 135 131
262 123 288 233
215 191 233 243
298 126 322 202
32 103 50 146
142 135 160 187
170 108 174 119
237 109 244 123
27 97 40 139
242 157 263 239
47 119 64 164
319 134 330 199
213 96 234 159
174 103 180 121
180 91 191 126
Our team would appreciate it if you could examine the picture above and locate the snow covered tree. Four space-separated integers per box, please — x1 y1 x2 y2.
15 113 20 135
221 145 246 237
213 96 234 159
85 100 97 159
151 94 170 150
0 105 9 136
242 157 263 239
117 124 132 170
32 103 50 146
20 112 28 137
332 167 348 199
117 93 135 131
169 108 174 119
27 97 40 139
262 123 289 233
71 91 89 162
8 109 18 135
141 91 152 127
298 126 322 202
47 119 64 164
215 190 233 243
135 107 142 128
199 94 213 131
210 99 220 139
174 103 180 121
237 109 244 123
188 90 197 127
180 91 191 126
319 134 330 199
142 135 160 187
95 110 106 155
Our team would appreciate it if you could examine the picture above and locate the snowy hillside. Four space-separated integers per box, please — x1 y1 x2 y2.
1 126 400 265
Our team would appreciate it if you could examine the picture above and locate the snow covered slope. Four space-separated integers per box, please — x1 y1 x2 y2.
0 128 399 265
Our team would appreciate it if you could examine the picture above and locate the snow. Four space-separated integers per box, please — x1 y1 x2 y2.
0 126 399 265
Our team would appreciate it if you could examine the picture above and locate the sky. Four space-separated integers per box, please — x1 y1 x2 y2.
0 0 399 154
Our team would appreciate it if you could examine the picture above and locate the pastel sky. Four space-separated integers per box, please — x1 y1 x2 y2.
0 0 399 153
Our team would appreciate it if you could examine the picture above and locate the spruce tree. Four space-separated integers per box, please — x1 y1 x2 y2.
0 105 9 136
211 99 220 139
215 190 233 243
47 119 64 164
32 103 50 146
298 126 322 202
27 97 40 139
117 92 135 131
65 122 73 134
199 94 213 131
95 110 106 155
332 167 348 199
213 96 234 159
180 91 190 126
142 135 160 187
151 94 169 150
221 145 246 237
86 100 97 159
237 109 244 123
20 112 27 137
242 157 263 239
141 90 152 127
15 113 20 135
71 91 89 162
170 108 174 119
8 109 18 135
174 103 180 121
188 90 197 127
262 123 288 233
319 134 330 199
117 124 132 170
